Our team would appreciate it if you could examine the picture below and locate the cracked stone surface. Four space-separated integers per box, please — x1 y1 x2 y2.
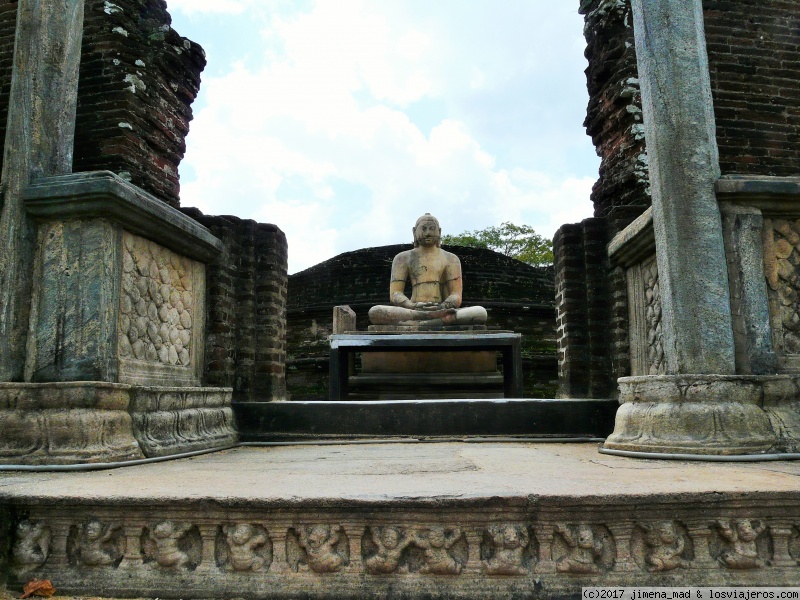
2 442 800 505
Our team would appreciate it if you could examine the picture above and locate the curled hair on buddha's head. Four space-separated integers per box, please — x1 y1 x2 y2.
413 213 441 248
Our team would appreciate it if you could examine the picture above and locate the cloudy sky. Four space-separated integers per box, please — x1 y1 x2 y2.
166 0 598 273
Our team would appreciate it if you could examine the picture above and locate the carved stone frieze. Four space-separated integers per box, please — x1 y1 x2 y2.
141 521 202 570
630 521 692 572
287 525 349 573
552 523 615 574
480 523 536 575
411 526 468 575
710 519 771 570
67 519 125 567
362 526 413 574
12 520 51 570
215 523 272 572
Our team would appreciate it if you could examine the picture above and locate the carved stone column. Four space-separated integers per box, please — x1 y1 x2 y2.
0 0 84 381
603 0 776 455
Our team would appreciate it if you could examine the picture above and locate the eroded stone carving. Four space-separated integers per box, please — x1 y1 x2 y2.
12 520 51 569
363 526 412 574
412 526 467 575
288 525 349 573
481 523 534 575
368 214 487 328
711 519 768 569
120 233 194 367
215 523 272 572
764 218 800 355
553 523 615 574
643 256 665 375
141 521 201 570
67 519 125 567
632 521 692 572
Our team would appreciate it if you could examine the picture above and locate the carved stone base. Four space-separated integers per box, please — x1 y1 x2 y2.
604 375 780 455
6 485 800 597
0 382 235 465
130 386 237 457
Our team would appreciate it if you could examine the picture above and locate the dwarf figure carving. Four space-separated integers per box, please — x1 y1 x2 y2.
555 523 604 574
413 526 463 575
77 520 121 566
641 521 688 572
224 524 269 572
365 526 411 574
296 525 346 573
717 519 764 569
12 520 51 568
482 524 529 575
149 521 192 569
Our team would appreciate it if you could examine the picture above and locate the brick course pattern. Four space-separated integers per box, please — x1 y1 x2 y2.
182 209 289 402
705 0 800 177
0 0 204 207
580 0 651 237
558 0 800 399
287 245 557 399
554 219 615 399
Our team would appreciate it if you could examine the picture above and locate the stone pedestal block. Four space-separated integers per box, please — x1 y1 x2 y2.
604 375 780 455
0 172 238 465
23 172 220 387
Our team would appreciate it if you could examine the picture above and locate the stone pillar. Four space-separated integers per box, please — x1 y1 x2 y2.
0 0 84 381
632 0 732 375
603 0 777 455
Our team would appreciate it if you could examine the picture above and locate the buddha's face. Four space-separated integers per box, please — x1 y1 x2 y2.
413 216 441 248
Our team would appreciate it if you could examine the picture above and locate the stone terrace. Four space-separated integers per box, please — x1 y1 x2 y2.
2 443 800 598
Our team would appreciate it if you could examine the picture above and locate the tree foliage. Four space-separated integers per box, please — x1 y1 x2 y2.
442 222 554 267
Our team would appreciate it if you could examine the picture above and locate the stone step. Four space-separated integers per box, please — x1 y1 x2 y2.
2 443 800 599
233 398 618 441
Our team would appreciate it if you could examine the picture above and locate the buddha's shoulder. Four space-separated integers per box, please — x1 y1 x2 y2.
392 249 414 262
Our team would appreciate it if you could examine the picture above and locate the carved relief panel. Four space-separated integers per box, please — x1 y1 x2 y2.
118 232 205 386
763 218 800 370
626 254 666 376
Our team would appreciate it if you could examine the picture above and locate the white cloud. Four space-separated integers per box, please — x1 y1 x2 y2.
173 1 597 273
167 0 250 15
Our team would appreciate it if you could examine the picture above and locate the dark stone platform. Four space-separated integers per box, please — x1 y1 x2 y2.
233 398 618 442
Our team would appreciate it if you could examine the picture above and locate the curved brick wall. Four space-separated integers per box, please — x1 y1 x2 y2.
182 209 289 402
287 245 557 400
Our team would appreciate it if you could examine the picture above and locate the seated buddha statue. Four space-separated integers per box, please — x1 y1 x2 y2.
368 213 487 327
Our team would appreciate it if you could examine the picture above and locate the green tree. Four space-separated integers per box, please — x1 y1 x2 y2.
441 222 554 267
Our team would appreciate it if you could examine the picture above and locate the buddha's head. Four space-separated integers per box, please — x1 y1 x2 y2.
413 214 441 248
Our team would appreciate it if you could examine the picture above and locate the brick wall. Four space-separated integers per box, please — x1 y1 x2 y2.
580 0 651 237
705 0 800 177
0 0 203 207
287 245 558 399
183 209 289 402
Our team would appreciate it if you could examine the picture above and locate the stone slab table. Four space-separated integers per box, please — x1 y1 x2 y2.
329 332 523 401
